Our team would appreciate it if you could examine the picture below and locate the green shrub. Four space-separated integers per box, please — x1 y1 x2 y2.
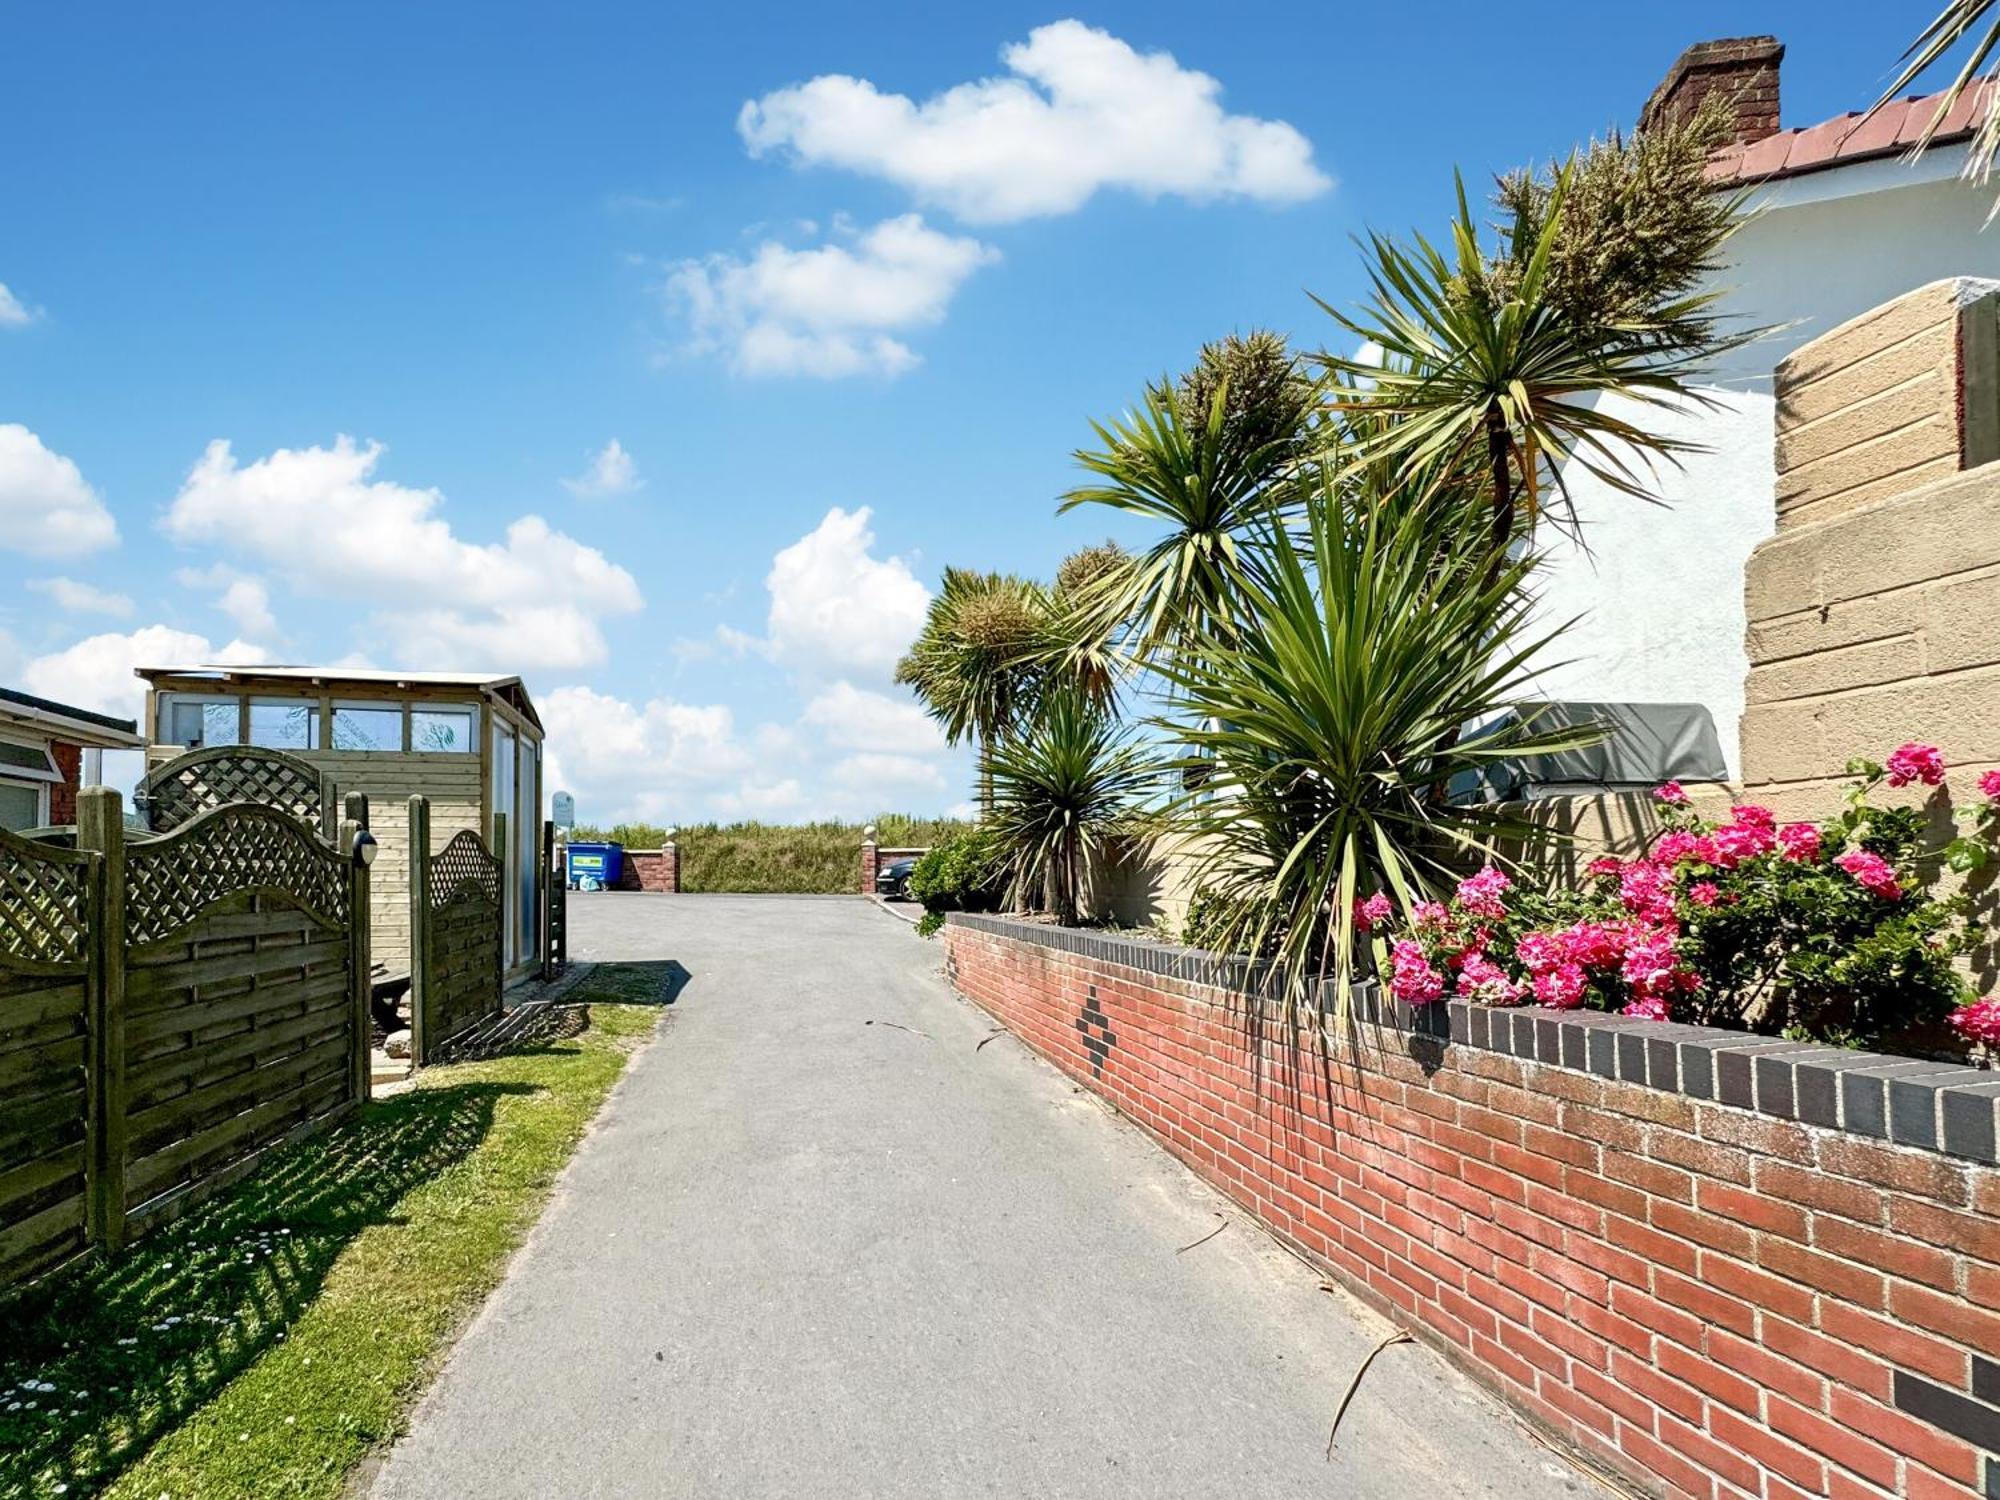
572 815 973 894
908 828 1005 933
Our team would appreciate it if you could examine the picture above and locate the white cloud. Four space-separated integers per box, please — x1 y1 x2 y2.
20 625 267 724
665 214 997 378
762 506 930 677
0 283 35 327
28 577 134 618
161 436 642 671
828 751 946 799
802 680 944 754
0 425 119 557
562 439 641 498
175 564 279 638
738 20 1330 224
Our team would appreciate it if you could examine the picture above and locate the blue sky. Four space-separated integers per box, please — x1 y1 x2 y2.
0 2 1933 822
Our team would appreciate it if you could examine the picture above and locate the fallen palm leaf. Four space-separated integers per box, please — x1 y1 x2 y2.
1325 1329 1413 1457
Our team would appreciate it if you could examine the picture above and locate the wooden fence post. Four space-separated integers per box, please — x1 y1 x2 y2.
318 770 339 842
493 812 509 975
408 795 431 1067
343 791 371 1104
76 786 128 1254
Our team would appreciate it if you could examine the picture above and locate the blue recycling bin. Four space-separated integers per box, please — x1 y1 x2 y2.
565 841 624 890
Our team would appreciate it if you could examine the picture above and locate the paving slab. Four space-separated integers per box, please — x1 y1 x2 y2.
368 893 1588 1499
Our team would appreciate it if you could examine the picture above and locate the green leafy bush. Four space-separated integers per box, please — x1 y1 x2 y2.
908 828 1005 936
568 815 971 894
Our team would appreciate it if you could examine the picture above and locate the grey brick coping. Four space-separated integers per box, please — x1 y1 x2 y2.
946 912 2000 1167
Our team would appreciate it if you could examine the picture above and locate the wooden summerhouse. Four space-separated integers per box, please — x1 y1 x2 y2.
134 665 548 980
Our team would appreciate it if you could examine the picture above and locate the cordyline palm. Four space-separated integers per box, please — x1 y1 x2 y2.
1059 375 1302 671
895 569 1049 808
982 689 1156 927
1319 167 1738 553
1158 487 1601 1032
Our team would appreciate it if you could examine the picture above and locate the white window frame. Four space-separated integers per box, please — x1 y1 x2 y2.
0 731 62 784
0 776 49 836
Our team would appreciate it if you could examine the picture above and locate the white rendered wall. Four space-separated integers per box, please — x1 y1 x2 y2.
1534 150 2000 776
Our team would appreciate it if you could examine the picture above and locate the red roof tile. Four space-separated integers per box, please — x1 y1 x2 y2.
1704 80 1996 186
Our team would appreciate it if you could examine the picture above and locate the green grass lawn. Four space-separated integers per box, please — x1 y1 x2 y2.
0 965 672 1500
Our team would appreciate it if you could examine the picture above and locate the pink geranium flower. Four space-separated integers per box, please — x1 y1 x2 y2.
1515 931 1563 976
1654 781 1690 806
1455 866 1512 919
1619 862 1676 923
1651 831 1699 867
1979 768 2000 803
1622 995 1671 1022
1710 819 1776 864
1729 804 1776 830
1836 848 1903 901
1688 881 1721 907
1352 892 1393 934
1455 952 1521 1006
1533 963 1589 1010
1586 856 1624 879
1411 901 1451 931
1886 742 1946 788
1389 940 1446 1005
1950 997 2000 1047
1776 823 1821 862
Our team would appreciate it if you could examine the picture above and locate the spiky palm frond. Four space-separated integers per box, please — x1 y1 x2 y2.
982 691 1158 927
1158 485 1603 1032
1873 1 2000 185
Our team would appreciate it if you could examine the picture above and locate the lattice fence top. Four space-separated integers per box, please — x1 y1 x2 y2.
430 829 500 910
0 824 91 970
141 746 324 833
125 803 349 946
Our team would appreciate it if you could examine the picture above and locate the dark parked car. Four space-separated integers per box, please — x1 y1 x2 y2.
875 856 917 900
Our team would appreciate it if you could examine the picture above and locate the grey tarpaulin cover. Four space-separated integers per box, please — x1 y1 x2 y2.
1451 702 1728 803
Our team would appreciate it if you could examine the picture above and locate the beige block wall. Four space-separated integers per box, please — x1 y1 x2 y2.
1744 278 2000 819
1771 277 2000 528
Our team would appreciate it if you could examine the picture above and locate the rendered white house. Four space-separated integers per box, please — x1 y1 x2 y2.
1533 38 2000 775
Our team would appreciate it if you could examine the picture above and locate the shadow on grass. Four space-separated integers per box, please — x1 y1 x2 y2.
0 1078 530 1497
566 959 689 1007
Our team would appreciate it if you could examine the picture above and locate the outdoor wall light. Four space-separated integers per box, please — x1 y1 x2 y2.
352 829 379 869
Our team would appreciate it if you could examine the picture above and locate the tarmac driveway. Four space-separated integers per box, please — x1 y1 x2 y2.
368 892 1584 1498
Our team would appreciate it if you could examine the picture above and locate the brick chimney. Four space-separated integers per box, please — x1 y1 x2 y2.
1641 36 1784 146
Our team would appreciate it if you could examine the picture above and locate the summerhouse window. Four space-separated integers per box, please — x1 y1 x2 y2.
410 704 477 754
248 697 321 751
331 701 403 752
162 696 240 749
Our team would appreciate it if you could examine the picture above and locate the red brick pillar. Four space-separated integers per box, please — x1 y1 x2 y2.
860 826 878 895
48 742 82 826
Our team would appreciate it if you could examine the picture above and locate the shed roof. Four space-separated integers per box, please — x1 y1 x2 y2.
135 664 543 734
1707 79 1995 186
0 686 145 749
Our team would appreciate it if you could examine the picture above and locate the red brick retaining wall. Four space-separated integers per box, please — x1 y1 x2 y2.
945 915 2000 1500
621 847 678 892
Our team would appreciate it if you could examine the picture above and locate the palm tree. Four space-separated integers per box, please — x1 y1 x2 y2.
1059 333 1311 672
1320 169 1740 556
982 690 1156 926
895 568 1048 806
1158 485 1601 1028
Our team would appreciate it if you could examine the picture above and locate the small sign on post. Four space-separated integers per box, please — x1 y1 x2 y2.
552 791 575 830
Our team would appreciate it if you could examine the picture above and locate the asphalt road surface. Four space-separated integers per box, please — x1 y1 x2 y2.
368 893 1585 1499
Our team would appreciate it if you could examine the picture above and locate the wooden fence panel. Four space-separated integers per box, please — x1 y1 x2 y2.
0 825 94 1286
139 744 334 837
119 802 357 1235
408 800 503 1066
